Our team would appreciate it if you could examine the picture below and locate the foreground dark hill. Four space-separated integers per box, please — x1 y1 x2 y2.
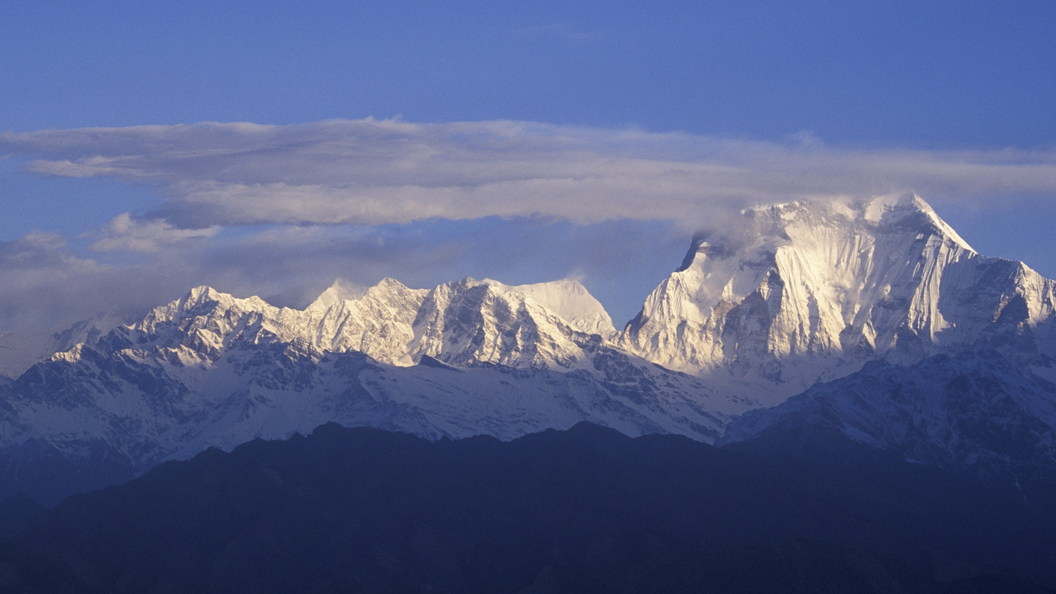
2 423 1054 593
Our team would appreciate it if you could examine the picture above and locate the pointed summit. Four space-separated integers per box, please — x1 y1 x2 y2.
618 194 1056 404
306 278 427 364
406 277 612 370
306 280 366 313
859 193 973 251
481 278 616 337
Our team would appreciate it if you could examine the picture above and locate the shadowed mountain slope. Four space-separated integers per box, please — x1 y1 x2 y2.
2 423 1054 593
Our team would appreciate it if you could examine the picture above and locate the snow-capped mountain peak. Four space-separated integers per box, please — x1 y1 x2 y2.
479 277 616 338
617 194 1056 404
404 277 605 371
305 279 366 313
0 273 740 504
861 193 973 251
302 278 428 365
107 274 616 373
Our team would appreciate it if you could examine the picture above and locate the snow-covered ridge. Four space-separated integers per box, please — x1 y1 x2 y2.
5 192 1056 504
481 278 616 338
616 193 1056 403
719 350 1056 481
0 275 740 504
44 193 1056 399
121 276 613 372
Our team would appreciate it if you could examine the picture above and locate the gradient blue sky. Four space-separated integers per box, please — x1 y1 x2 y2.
1 1 1055 332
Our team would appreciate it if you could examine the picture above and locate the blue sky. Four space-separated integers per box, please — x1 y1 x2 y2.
1 1 1055 332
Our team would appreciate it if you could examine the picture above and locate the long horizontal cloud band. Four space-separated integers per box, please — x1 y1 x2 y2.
3 119 1056 229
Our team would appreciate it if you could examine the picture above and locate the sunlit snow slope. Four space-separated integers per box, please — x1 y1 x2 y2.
618 194 1056 403
0 276 732 504
4 193 1056 504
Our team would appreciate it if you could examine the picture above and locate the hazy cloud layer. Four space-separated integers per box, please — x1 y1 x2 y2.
89 213 219 252
0 233 126 332
0 217 685 339
5 119 1055 234
2 119 1055 343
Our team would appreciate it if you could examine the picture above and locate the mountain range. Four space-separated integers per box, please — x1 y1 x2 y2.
2 193 1056 505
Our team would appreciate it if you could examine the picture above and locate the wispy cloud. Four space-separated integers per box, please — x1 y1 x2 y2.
1 119 1055 337
89 213 219 252
0 216 686 335
0 233 118 332
5 119 1054 234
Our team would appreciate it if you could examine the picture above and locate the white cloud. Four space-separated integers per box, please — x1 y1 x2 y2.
4 119 1054 233
0 234 119 332
89 213 219 252
0 216 688 335
1 119 1055 337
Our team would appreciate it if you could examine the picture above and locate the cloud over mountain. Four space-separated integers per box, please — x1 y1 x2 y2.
2 119 1055 337
5 119 1055 232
